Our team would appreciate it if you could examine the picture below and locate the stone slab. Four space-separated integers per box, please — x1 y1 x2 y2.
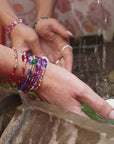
0 101 114 144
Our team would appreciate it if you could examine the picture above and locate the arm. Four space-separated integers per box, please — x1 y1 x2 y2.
0 0 18 28
0 44 28 81
34 0 73 71
0 0 43 56
35 0 56 18
0 44 114 120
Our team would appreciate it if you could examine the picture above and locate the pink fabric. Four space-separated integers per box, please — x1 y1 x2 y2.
8 0 114 41
55 0 114 41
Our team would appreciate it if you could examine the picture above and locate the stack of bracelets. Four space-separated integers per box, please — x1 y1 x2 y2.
0 47 48 93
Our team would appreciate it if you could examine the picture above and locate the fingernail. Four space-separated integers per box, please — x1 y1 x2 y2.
109 110 114 120
66 30 73 36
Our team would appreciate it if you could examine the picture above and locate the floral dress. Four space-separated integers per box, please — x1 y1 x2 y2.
7 0 114 42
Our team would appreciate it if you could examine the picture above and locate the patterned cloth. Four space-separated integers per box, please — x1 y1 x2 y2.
7 0 114 42
55 0 114 41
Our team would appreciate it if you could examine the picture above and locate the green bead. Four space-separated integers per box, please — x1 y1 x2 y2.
32 59 37 65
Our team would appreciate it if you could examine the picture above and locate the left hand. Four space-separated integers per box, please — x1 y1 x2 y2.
35 18 73 72
10 23 44 57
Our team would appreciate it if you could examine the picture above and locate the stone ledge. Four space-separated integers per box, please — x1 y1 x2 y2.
1 101 114 144
0 86 22 137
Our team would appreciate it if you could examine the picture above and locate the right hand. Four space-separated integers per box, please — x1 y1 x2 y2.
35 62 114 120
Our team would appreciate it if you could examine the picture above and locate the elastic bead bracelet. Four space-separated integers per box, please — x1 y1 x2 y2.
26 57 42 92
22 53 35 91
12 52 28 87
17 53 48 93
34 58 48 91
33 16 48 29
23 55 40 93
6 19 27 38
17 53 34 91
0 47 18 85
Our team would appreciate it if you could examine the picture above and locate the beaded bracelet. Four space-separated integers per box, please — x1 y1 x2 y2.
29 57 43 92
6 19 27 38
0 47 18 85
33 16 48 29
18 53 34 91
34 58 48 91
0 48 48 93
12 52 28 87
24 56 42 93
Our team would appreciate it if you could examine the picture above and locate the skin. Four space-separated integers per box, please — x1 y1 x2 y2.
34 0 73 71
0 0 73 71
0 1 113 120
0 44 114 120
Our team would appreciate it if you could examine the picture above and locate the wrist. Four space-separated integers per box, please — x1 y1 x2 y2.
33 16 48 29
37 12 53 19
6 19 27 38
0 47 48 93
17 54 48 93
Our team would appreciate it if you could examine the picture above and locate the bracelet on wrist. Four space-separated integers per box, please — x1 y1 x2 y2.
33 16 48 29
0 47 18 85
17 53 48 93
6 19 27 38
0 48 48 94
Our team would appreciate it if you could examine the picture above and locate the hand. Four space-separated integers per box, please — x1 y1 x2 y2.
35 18 73 72
35 62 114 120
10 23 44 57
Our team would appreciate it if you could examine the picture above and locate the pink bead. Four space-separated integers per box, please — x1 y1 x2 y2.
6 19 27 38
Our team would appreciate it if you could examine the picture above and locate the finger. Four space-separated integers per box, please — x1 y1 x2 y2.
61 46 73 72
51 19 73 38
59 57 65 68
77 85 114 120
52 35 73 71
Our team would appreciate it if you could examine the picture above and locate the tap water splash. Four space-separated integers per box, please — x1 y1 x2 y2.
102 44 106 70
94 46 101 65
96 0 110 41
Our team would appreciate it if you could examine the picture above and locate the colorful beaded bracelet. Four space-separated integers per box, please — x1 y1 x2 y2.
29 57 43 92
17 53 34 91
24 56 42 93
34 58 48 91
6 19 27 38
0 48 48 93
11 51 28 87
33 16 48 29
0 47 18 85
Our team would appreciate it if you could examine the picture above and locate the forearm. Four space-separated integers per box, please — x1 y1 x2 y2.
35 0 56 18
0 44 48 93
0 0 18 28
0 45 27 82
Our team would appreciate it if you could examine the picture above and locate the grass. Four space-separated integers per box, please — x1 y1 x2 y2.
82 103 114 125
